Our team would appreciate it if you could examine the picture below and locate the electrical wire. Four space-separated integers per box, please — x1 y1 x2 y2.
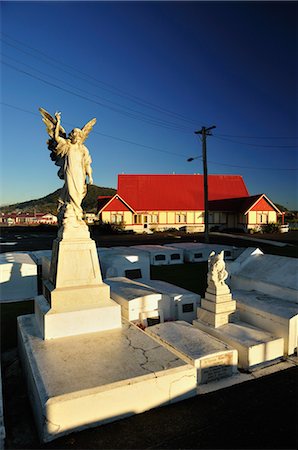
2 101 297 171
2 60 195 133
0 102 190 158
0 33 199 126
1 53 193 132
213 135 297 149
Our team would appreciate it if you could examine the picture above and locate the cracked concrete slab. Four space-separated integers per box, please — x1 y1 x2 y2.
18 315 196 443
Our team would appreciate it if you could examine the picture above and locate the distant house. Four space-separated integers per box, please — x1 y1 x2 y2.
97 174 281 233
0 212 57 225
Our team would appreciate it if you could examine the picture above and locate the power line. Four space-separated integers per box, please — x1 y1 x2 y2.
207 160 298 171
1 53 193 133
2 32 297 145
0 102 189 158
2 101 297 171
216 133 297 140
0 33 199 126
213 135 297 149
1 60 195 133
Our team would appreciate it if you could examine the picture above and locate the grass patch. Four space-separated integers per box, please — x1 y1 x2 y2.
1 300 34 352
151 262 208 297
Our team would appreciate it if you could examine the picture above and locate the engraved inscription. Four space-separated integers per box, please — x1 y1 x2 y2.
200 353 234 384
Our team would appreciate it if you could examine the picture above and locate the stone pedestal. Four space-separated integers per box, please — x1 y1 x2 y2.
35 228 121 339
197 283 236 328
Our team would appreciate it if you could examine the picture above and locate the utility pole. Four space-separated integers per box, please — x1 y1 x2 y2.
194 125 216 243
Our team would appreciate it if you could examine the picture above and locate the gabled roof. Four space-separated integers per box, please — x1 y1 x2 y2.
97 194 135 214
117 174 249 211
209 194 281 214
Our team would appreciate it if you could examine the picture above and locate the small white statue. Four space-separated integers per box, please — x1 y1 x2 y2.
39 108 96 229
207 251 228 287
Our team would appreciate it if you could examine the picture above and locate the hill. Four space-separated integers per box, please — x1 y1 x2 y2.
0 185 116 214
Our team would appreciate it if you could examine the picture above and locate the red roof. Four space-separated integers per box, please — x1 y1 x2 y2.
209 194 281 214
117 174 249 211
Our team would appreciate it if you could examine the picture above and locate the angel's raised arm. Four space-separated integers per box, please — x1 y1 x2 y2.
54 112 65 144
39 108 66 140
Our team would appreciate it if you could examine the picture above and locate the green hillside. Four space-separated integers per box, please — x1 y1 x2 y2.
0 185 116 214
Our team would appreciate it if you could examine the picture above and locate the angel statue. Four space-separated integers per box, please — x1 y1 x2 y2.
207 251 228 287
39 108 96 230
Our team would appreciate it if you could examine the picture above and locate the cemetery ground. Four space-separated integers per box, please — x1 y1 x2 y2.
0 227 297 449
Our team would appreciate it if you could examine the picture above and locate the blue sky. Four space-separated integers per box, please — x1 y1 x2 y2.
1 1 297 209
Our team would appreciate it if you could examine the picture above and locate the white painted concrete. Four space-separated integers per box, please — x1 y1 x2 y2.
165 242 242 262
35 294 122 339
130 245 183 265
193 319 284 370
18 315 196 443
98 247 151 279
105 277 164 323
228 253 298 304
147 321 238 384
140 279 200 323
233 289 298 356
0 252 37 302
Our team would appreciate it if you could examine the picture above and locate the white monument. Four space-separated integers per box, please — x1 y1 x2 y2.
193 251 284 370
197 251 237 328
17 109 197 442
33 110 122 338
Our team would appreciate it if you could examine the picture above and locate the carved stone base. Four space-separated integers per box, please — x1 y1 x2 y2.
36 234 122 339
35 295 121 339
198 282 236 328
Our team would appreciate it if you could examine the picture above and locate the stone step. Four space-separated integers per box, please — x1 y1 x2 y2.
193 319 284 370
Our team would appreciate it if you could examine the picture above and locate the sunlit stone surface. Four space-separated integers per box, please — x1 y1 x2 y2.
18 316 196 442
146 321 238 384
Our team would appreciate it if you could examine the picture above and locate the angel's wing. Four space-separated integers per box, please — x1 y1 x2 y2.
80 118 97 143
39 107 66 138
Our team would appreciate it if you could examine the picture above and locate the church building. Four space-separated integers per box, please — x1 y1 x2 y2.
97 174 281 233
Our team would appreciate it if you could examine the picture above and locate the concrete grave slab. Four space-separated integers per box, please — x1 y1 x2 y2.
233 289 298 356
130 245 183 265
140 279 200 323
146 321 238 384
0 252 37 302
18 315 196 443
193 318 284 370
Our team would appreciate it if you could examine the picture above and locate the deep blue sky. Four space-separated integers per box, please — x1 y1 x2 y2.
1 1 297 209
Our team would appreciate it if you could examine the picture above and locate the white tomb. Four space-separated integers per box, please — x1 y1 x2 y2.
18 317 196 442
147 321 238 384
140 279 200 323
193 319 284 370
228 252 298 304
0 252 37 302
98 247 150 280
130 245 184 265
105 277 166 324
233 290 298 356
18 109 197 443
165 242 242 263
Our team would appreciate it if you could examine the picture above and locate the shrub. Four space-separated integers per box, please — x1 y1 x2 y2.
261 223 280 233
